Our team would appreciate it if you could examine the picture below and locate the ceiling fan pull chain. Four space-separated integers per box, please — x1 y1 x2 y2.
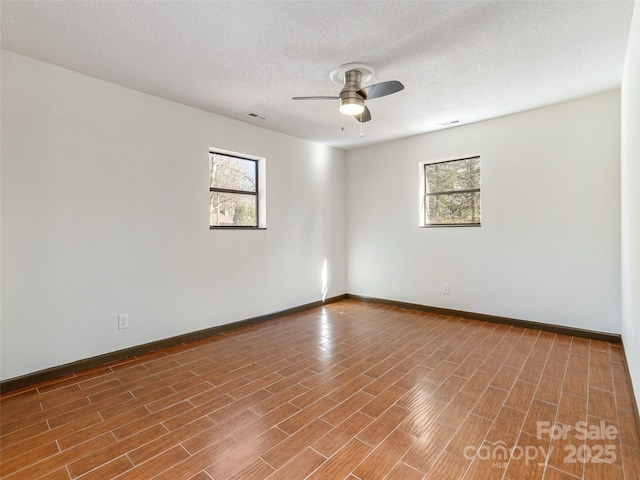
341 112 344 131
360 117 363 138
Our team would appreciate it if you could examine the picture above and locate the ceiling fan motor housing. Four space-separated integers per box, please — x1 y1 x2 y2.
340 70 365 114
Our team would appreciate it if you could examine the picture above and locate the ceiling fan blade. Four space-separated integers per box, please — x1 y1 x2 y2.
357 80 404 100
292 96 339 100
355 106 372 123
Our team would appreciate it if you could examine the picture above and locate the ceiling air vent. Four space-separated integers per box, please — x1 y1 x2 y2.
438 119 461 127
246 112 270 121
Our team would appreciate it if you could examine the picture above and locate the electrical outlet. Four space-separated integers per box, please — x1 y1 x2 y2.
118 313 129 330
442 283 449 294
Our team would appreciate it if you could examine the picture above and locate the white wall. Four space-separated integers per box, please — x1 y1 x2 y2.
0 51 346 381
0 47 629 384
346 91 621 334
621 1 640 411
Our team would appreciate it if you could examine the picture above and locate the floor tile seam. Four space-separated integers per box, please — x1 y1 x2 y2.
258 453 280 471
583 345 596 427
126 443 188 479
85 376 159 400
588 341 614 353
318 435 374 479
294 448 332 480
153 383 212 409
456 444 488 480
84 363 154 381
272 424 291 437
587 383 621 396
621 444 640 457
502 342 538 372
252 399 302 424
553 337 587 480
389 347 427 363
262 423 330 468
502 418 554 480
110 402 191 443
129 375 195 397
227 374 287 400
34 377 79 395
618 431 640 450
2 427 98 479
607 353 632 421
0 428 59 461
222 359 275 374
62 464 72 480
191 365 233 379
443 351 531 461
104 384 177 411
536 334 570 383
471 409 502 424
351 392 403 427
396 461 424 478
181 431 239 462
438 338 483 362
109 358 161 374
31 387 103 414
85 450 136 479
276 401 339 435
78 425 166 472
41 375 109 395
336 355 377 371
48 365 129 391
0 396 40 412
583 411 625 453
576 417 626 468
84 394 142 416
4 406 109 458
179 425 237 457
503 392 538 414
145 362 217 384
199 372 256 392
264 374 314 397
436 407 489 463
328 382 377 406
216 434 277 477
202 409 257 437
544 465 582 479
0 420 51 460
463 342 521 409
354 412 413 454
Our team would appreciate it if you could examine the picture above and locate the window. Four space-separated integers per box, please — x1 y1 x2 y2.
423 156 481 226
209 151 263 228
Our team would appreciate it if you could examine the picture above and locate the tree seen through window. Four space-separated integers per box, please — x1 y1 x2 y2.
209 152 258 227
424 156 480 226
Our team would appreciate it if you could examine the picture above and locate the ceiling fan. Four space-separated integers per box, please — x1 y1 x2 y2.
292 63 404 123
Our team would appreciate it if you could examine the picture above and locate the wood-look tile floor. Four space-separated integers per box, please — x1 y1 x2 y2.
2 300 640 479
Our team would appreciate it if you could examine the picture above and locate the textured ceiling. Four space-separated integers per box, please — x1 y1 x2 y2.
0 1 635 150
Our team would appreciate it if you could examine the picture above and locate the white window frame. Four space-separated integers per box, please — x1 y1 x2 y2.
419 155 481 227
209 148 266 229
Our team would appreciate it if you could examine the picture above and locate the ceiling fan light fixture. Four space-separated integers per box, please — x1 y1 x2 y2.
293 63 402 126
339 97 365 116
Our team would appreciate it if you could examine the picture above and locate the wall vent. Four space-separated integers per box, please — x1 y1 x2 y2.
246 112 270 121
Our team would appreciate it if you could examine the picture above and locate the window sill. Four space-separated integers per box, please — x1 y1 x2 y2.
210 227 267 230
420 224 481 228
